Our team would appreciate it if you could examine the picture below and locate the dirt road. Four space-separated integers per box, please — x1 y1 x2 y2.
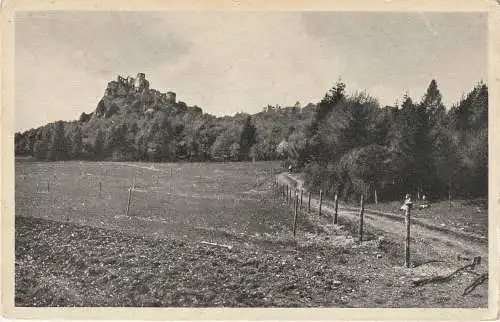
277 173 488 270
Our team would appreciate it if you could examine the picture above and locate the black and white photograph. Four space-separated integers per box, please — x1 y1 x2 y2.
2 1 498 319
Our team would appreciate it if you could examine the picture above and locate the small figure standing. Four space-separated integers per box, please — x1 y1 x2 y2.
400 194 413 211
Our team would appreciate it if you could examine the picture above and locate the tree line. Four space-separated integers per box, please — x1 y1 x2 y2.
15 77 487 202
287 79 487 202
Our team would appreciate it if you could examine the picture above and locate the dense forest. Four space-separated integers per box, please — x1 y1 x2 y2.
291 79 488 202
15 74 488 202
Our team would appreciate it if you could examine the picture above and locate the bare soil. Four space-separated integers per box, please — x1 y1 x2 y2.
15 216 487 307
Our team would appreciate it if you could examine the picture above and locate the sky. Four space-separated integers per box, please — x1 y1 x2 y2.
15 11 487 132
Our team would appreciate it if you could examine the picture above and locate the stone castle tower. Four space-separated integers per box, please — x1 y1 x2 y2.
166 91 176 104
133 73 149 92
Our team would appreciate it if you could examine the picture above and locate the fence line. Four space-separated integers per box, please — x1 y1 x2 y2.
273 174 421 269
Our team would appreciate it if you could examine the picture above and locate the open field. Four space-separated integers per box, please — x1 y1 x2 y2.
15 160 488 307
15 160 309 241
365 200 488 239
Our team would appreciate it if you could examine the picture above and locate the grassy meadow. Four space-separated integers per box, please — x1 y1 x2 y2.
15 160 312 241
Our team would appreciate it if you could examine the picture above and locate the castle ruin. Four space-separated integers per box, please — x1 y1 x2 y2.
100 73 178 116
166 91 176 104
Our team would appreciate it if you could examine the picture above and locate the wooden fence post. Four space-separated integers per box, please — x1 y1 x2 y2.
47 178 50 192
126 174 135 216
334 193 339 224
405 206 411 268
126 186 133 216
99 181 102 197
293 193 299 237
319 190 323 216
358 194 365 242
300 189 303 210
308 191 311 213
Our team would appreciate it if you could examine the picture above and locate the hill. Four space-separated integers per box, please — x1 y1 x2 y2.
14 74 488 201
14 73 315 162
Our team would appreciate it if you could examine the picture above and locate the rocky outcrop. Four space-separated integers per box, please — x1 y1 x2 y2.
95 73 178 119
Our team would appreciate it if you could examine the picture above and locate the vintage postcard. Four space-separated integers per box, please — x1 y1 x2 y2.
1 0 499 320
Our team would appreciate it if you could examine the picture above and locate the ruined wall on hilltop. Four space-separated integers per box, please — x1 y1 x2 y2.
96 73 178 118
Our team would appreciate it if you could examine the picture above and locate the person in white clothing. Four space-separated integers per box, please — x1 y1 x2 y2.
400 194 413 211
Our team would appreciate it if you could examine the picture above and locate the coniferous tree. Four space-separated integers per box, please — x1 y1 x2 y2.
422 79 446 125
388 95 420 193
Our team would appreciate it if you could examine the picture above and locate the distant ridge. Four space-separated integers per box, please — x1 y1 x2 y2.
15 72 315 163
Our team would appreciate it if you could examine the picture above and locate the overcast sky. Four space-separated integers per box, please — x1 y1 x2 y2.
15 11 487 131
